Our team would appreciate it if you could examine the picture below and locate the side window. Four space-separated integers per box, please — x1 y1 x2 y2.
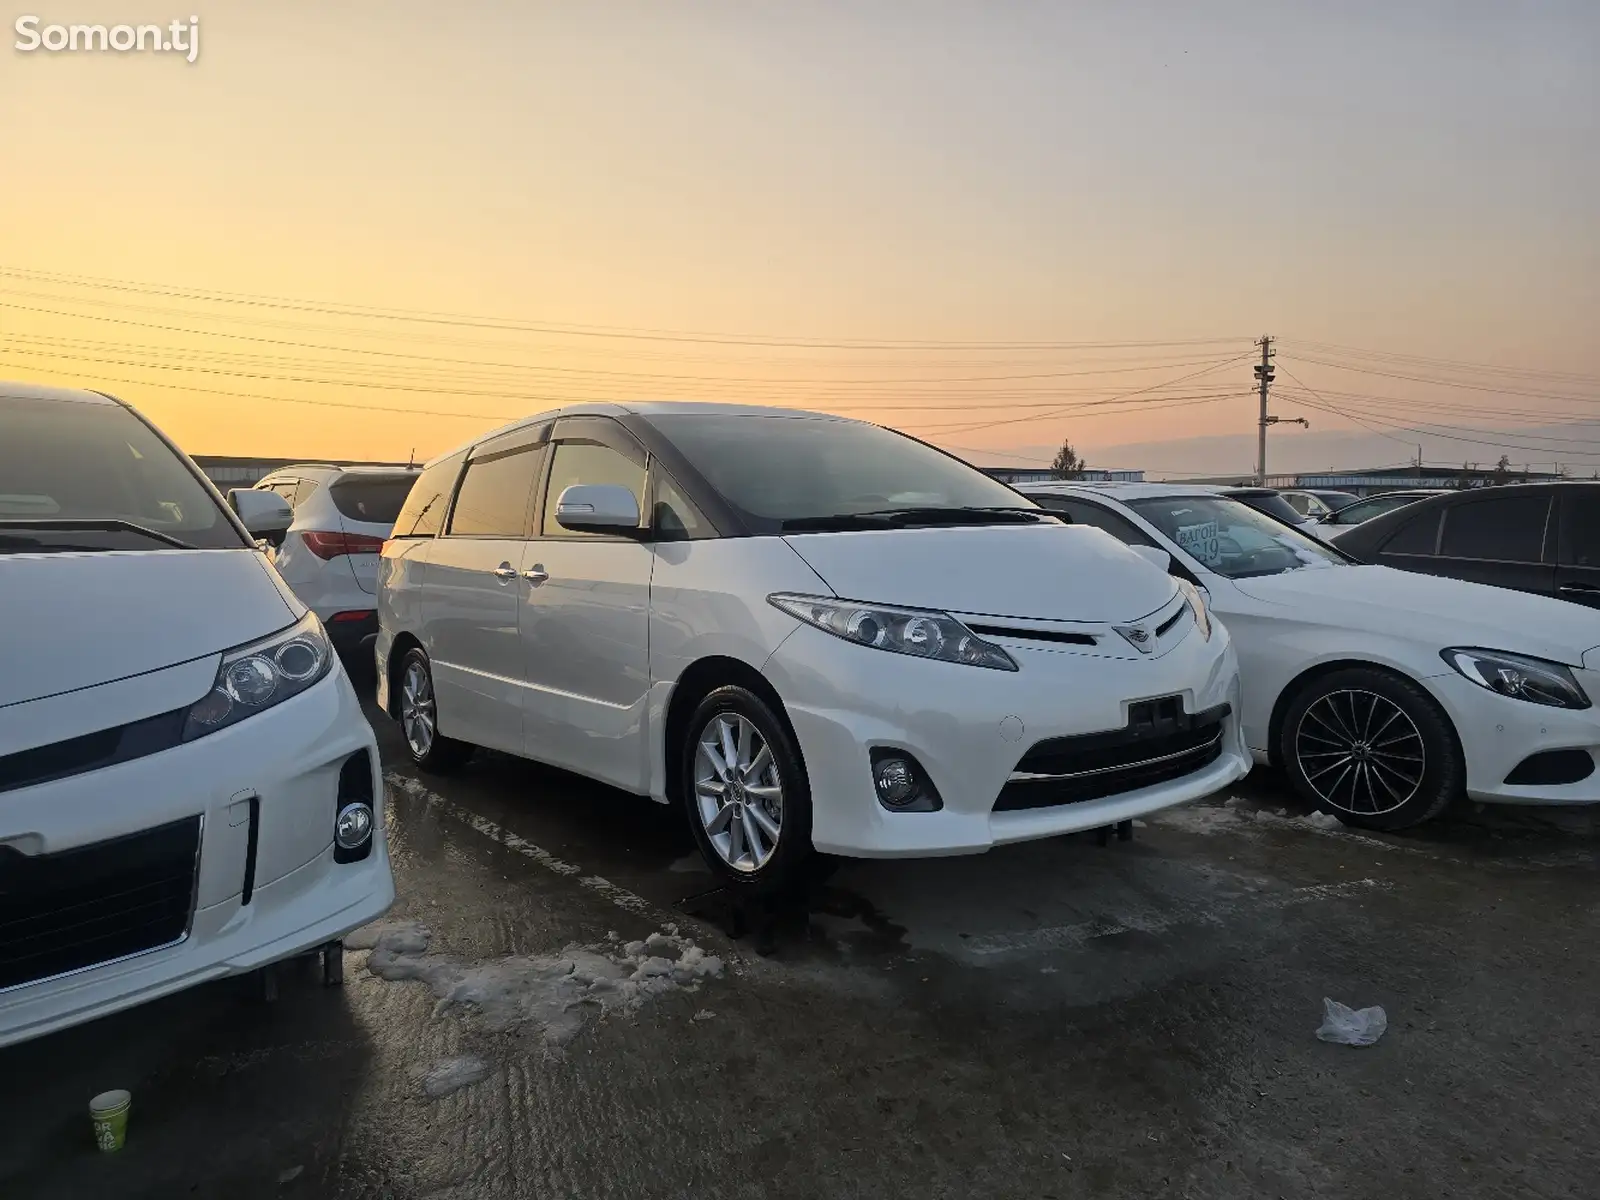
651 469 712 541
1438 494 1550 563
540 440 647 537
1035 498 1156 547
392 451 466 538
1380 510 1440 557
1283 494 1311 516
1562 493 1600 567
448 445 544 537
291 479 321 508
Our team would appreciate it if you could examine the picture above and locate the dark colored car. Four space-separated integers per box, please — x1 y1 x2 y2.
1328 482 1600 609
1317 490 1443 535
1280 489 1360 519
1217 487 1311 528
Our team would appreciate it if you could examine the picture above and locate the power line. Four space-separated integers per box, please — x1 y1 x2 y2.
1290 338 1600 387
1279 353 1600 404
0 266 1253 352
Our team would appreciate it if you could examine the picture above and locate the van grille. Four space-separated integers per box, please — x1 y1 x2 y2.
0 816 200 992
995 701 1230 812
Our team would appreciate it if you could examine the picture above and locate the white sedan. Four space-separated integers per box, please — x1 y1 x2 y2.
1019 482 1600 830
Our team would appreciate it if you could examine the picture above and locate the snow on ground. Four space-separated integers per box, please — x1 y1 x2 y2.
356 922 723 1042
420 1056 491 1099
1156 799 1369 841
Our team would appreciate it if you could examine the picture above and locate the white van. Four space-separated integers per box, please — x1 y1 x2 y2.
377 402 1250 892
0 383 394 1048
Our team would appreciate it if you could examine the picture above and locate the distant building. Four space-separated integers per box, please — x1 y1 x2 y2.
980 467 1145 485
1166 465 1564 496
190 454 412 488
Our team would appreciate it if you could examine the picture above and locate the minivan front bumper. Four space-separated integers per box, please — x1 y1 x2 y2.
0 666 393 1049
762 620 1250 857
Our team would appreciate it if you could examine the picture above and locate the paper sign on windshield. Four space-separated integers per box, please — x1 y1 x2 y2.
1175 520 1220 564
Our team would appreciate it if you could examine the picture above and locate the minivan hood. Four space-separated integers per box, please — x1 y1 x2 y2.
1230 565 1600 666
0 549 299 708
783 525 1178 623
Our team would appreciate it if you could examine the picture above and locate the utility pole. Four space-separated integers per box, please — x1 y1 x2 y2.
1255 336 1274 485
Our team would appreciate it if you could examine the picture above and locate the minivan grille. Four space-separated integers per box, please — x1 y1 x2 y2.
0 816 200 992
995 701 1230 812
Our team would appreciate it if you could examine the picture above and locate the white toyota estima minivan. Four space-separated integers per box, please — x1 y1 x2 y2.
377 402 1250 891
0 383 393 1048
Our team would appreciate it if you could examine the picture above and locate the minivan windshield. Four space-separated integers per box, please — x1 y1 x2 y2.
0 394 245 552
1127 495 1345 578
646 414 1045 533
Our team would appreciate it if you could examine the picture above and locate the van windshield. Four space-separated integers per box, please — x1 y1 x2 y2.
645 413 1043 534
0 393 245 552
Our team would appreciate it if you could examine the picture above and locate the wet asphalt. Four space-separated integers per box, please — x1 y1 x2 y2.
3 676 1598 1200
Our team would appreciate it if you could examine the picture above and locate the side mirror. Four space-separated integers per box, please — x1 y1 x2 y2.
1129 545 1173 574
554 484 641 535
229 488 292 545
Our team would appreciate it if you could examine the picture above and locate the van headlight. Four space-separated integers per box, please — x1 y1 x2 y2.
183 611 334 739
768 593 1018 671
1441 648 1589 710
1176 579 1212 641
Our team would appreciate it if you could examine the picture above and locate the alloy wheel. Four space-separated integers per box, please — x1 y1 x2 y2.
400 660 436 758
1294 688 1425 816
693 713 783 872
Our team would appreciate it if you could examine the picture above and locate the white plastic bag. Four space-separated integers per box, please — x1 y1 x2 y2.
1316 997 1387 1046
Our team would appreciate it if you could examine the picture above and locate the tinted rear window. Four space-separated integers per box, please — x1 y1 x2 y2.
0 394 243 551
1233 492 1306 525
329 474 418 525
1380 510 1440 556
1439 493 1550 563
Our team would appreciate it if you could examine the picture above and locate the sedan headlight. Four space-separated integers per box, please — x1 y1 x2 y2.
183 611 334 739
769 593 1018 671
1176 579 1212 641
1441 647 1590 710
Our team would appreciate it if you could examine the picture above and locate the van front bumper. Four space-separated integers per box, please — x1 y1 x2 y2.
762 621 1251 858
0 667 393 1049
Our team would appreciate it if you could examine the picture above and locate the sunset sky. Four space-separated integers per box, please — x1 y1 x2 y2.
3 1 1597 474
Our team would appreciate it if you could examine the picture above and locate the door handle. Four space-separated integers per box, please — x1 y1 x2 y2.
491 562 517 581
522 564 549 586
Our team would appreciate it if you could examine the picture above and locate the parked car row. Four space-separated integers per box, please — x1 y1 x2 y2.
5 379 1598 1051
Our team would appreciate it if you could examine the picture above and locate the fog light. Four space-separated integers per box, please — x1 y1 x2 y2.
335 802 373 851
873 757 917 807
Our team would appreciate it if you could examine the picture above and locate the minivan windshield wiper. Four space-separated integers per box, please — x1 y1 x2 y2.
0 518 196 550
779 507 1049 533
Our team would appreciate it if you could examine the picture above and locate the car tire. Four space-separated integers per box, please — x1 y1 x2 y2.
397 647 473 774
1278 666 1461 831
680 685 815 895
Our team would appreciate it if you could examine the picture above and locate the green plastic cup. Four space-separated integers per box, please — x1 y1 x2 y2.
89 1089 131 1152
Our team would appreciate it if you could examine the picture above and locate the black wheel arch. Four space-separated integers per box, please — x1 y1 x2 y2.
663 656 805 804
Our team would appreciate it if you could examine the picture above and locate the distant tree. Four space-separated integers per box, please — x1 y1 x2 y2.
1051 439 1086 480
1491 454 1512 485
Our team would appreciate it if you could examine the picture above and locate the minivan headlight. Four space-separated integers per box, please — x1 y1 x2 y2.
184 611 334 739
1176 579 1212 641
1441 647 1590 710
768 593 1018 671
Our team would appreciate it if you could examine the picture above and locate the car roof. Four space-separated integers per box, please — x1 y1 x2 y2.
262 463 421 480
1017 480 1235 503
0 380 120 406
422 400 865 468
